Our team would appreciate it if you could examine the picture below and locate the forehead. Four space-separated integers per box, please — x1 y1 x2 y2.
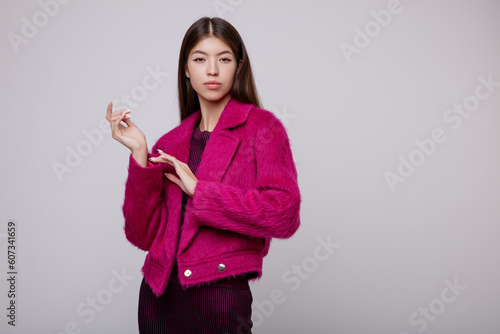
190 36 233 54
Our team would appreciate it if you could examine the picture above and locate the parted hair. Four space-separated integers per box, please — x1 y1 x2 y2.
177 16 261 121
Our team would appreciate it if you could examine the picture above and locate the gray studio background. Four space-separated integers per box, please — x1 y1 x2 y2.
1 0 499 333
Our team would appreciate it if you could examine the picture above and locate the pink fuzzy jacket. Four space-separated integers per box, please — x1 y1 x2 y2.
122 97 301 296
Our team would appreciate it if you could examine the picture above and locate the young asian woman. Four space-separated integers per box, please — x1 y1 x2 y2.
106 16 301 334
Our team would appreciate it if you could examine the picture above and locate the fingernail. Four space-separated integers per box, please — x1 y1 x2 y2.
157 149 163 153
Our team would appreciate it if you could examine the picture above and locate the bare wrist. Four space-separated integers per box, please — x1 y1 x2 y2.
131 146 148 167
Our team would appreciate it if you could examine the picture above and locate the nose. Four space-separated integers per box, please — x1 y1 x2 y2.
207 59 218 76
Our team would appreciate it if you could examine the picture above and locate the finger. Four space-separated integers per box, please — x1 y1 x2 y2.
168 174 188 194
122 115 134 127
110 109 124 121
120 110 132 123
159 151 181 167
165 173 189 195
165 173 180 185
156 151 193 177
111 110 131 125
156 150 178 162
156 149 170 160
106 101 113 121
149 155 173 165
148 152 167 162
110 107 130 119
109 110 129 132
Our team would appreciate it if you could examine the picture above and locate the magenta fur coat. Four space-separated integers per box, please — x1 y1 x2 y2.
122 97 301 297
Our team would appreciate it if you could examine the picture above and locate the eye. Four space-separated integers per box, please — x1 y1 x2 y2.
220 58 232 62
193 57 205 62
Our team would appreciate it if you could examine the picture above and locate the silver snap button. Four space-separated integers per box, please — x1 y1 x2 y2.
184 269 192 277
218 264 226 272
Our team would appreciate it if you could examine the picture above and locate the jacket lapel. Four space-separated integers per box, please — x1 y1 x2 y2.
160 112 200 172
159 111 199 252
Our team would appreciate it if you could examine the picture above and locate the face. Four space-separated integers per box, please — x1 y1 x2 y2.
185 36 240 105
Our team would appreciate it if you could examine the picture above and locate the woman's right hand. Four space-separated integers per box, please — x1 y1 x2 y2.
106 102 148 166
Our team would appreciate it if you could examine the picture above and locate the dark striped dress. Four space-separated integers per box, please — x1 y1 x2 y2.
138 122 254 334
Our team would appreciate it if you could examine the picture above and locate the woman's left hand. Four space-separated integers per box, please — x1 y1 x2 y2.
149 149 198 197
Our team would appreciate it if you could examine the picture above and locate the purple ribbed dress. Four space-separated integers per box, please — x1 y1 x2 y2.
138 122 254 334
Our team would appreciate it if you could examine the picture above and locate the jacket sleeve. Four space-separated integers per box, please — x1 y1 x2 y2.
190 117 301 239
121 146 167 251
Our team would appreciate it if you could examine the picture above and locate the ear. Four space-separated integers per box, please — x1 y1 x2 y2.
185 65 190 78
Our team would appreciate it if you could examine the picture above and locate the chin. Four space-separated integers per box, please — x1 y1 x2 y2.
199 92 231 103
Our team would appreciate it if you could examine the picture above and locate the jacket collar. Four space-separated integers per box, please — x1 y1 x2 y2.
182 96 253 133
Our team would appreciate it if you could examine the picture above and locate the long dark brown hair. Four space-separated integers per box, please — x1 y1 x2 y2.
177 17 261 121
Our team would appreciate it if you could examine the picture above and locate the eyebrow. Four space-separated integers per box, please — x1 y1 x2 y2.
191 50 233 56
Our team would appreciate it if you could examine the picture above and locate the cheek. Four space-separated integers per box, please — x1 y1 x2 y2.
225 66 238 81
189 68 204 85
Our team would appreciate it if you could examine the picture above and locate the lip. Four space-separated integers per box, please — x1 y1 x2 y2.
204 80 222 89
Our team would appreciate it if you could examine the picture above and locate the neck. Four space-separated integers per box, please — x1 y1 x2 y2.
198 94 232 132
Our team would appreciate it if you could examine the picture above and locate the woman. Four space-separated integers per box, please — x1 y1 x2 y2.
106 16 301 333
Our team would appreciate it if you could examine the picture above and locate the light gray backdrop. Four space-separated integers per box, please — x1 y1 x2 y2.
1 0 499 333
